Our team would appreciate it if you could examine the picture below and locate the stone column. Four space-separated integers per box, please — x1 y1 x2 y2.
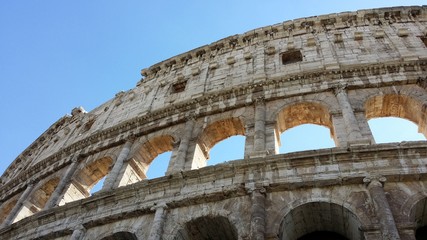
364 176 400 240
335 86 370 145
44 155 81 210
249 187 266 240
173 117 195 172
102 139 134 191
254 98 266 152
70 225 86 240
148 202 167 240
1 183 34 228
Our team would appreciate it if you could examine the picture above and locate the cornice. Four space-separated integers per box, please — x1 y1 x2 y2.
140 6 426 80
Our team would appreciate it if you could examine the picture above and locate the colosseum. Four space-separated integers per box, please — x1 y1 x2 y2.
1 5 427 240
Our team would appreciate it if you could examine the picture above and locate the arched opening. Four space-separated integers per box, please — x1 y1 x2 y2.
146 151 172 179
100 231 138 240
368 117 426 143
194 118 245 168
174 215 238 240
276 102 336 153
130 135 175 179
0 195 19 224
280 124 335 153
410 197 427 240
14 177 59 222
279 202 363 240
90 176 106 194
208 136 245 166
298 231 348 240
365 94 427 139
60 157 113 204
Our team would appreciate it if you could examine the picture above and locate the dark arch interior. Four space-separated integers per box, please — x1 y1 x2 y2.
416 225 427 240
174 216 237 240
298 231 349 240
279 202 363 240
100 231 138 240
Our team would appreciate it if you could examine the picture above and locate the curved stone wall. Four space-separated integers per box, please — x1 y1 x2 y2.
1 5 427 240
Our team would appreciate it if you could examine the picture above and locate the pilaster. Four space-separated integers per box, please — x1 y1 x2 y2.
364 176 400 240
0 182 34 228
102 138 135 191
148 202 167 240
44 154 81 210
335 86 371 146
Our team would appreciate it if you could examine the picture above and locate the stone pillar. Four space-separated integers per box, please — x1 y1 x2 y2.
44 155 81 210
335 86 370 145
364 176 400 240
172 117 195 172
70 225 86 240
249 187 266 240
148 203 167 240
1 183 34 228
102 139 134 191
254 97 266 152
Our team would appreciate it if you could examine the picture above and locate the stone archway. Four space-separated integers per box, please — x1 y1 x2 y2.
173 215 238 240
131 135 175 178
276 102 336 149
59 156 113 204
365 94 427 137
410 197 427 239
193 118 245 167
13 177 60 223
279 202 363 240
100 231 138 240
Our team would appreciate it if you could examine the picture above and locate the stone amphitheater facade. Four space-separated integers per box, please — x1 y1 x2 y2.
1 5 427 240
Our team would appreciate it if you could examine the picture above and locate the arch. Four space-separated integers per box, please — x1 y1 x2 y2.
279 201 363 240
131 135 175 178
276 102 336 148
13 176 60 222
60 157 113 203
173 215 238 240
194 118 245 165
410 196 427 239
99 231 138 240
0 195 19 224
365 94 427 137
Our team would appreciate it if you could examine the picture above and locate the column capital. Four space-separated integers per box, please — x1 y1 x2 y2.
71 153 84 163
334 83 348 96
254 96 265 105
125 134 137 143
150 202 168 211
73 224 86 232
363 175 387 188
245 183 267 195
185 112 197 122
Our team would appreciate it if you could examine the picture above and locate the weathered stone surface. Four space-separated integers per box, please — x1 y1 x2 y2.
0 5 427 240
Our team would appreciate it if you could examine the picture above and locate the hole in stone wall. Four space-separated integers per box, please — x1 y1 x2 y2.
279 124 335 153
368 117 425 143
208 135 245 166
172 81 187 93
281 50 303 65
145 151 171 179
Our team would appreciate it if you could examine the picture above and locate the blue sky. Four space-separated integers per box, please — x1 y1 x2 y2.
1 1 426 180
